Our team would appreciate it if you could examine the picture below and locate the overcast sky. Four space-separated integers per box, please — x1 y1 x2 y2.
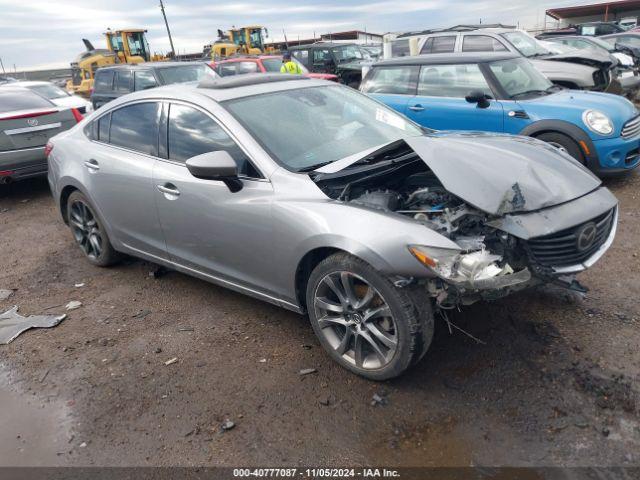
0 0 595 71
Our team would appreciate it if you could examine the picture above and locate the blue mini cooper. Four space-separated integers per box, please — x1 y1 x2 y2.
361 52 640 175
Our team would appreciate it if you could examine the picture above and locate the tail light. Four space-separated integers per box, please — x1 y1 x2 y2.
44 142 54 157
71 108 84 123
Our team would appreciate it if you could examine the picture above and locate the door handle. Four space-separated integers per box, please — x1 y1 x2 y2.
84 159 99 171
157 184 180 197
409 105 425 112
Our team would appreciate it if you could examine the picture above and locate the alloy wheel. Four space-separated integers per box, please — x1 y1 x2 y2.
69 200 103 260
548 141 568 154
313 271 398 370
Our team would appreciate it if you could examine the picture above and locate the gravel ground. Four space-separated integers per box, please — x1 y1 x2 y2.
0 174 638 467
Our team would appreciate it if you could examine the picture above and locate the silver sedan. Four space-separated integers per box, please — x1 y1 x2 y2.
47 75 617 380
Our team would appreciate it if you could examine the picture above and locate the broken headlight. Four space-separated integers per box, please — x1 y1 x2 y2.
408 245 508 284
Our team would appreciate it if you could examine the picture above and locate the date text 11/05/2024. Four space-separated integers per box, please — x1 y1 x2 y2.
232 468 401 478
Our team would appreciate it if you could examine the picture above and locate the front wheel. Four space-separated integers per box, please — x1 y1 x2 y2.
306 253 434 381
535 132 585 165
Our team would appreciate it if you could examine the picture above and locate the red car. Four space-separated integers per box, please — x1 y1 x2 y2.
210 55 339 81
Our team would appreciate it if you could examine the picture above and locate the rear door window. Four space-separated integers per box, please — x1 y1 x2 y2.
167 103 259 177
134 70 158 90
109 102 160 155
462 35 508 52
418 64 493 98
421 36 456 54
94 71 114 92
115 70 132 93
360 66 419 95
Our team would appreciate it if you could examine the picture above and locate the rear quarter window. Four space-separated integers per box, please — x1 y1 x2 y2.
94 71 114 92
0 90 53 113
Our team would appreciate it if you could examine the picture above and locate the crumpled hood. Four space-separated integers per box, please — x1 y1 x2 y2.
404 133 601 215
537 50 615 69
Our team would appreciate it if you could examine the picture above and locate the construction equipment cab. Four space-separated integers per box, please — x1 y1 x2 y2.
105 29 152 63
206 26 275 59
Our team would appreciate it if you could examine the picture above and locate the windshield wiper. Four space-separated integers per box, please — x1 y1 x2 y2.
297 161 334 172
511 89 550 99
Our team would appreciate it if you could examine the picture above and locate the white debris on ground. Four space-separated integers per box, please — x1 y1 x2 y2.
0 306 67 345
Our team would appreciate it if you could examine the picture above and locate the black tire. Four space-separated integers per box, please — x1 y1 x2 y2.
66 190 120 267
535 132 585 164
306 252 434 381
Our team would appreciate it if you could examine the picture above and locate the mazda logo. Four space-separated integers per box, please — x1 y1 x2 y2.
27 118 38 127
576 223 597 252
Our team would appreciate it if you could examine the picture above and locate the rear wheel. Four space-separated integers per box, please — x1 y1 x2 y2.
536 132 585 164
306 253 434 380
67 191 120 267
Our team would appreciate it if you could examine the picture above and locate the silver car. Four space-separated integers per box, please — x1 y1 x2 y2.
48 75 617 380
1 88 81 183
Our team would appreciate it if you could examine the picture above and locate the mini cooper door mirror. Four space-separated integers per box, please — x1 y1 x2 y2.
465 90 491 109
185 151 243 192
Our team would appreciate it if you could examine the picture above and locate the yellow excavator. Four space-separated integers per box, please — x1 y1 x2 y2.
205 26 277 59
66 29 166 97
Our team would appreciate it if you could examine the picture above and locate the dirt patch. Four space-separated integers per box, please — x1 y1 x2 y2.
1 173 639 467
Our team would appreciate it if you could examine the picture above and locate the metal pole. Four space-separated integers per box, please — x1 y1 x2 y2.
159 0 176 57
0 57 5 74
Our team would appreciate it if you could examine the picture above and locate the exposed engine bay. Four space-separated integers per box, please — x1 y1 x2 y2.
311 141 548 306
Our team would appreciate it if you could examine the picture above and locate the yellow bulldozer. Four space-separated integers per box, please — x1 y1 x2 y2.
66 29 167 97
205 26 277 59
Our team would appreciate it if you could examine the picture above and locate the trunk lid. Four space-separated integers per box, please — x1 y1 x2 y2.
0 109 76 152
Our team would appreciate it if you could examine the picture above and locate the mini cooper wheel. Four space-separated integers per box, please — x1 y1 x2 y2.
306 253 434 380
67 191 120 267
536 132 585 165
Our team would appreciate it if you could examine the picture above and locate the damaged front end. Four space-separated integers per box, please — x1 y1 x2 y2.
311 135 618 308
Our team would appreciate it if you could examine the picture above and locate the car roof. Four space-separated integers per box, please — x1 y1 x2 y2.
397 25 516 38
98 61 207 71
288 42 357 50
105 74 330 107
216 55 281 63
374 52 520 67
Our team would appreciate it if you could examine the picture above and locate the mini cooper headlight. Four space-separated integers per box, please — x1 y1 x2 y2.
582 110 613 135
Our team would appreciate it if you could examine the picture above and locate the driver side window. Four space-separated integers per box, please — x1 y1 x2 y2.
167 104 261 178
417 64 493 98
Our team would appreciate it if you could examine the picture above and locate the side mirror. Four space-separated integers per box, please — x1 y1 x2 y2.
186 151 243 193
465 90 491 109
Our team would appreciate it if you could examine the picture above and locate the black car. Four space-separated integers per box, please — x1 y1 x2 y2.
287 42 370 87
91 62 217 109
